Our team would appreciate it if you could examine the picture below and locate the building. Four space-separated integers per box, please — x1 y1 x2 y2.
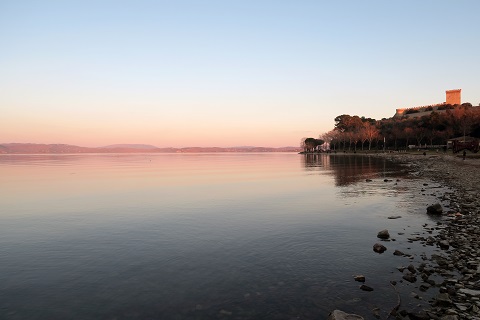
446 89 461 105
394 89 461 118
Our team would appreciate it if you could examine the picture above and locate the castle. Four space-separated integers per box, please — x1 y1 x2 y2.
394 89 461 118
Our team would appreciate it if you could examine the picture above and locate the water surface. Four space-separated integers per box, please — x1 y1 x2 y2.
0 153 442 319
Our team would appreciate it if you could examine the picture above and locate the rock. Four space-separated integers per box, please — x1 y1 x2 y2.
435 293 452 306
439 240 450 250
373 243 387 253
219 309 232 316
354 275 365 282
360 284 374 291
454 303 469 311
393 250 404 256
388 215 402 219
365 179 372 182
420 284 431 291
458 288 480 297
427 203 443 215
402 273 417 283
328 310 364 320
407 264 416 273
377 229 390 239
440 316 459 320
408 310 430 320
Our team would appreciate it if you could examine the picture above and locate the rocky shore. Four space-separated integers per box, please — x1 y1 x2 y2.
386 153 480 320
331 153 480 320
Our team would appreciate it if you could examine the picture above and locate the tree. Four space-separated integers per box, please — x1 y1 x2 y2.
451 104 475 141
404 127 414 148
320 131 338 151
363 121 379 150
302 137 324 152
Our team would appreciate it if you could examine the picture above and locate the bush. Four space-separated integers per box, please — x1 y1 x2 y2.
405 109 419 114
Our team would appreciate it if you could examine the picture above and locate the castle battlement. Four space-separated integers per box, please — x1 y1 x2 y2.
395 89 461 117
395 103 445 115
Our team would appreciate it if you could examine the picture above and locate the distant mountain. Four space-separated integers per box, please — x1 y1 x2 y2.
102 144 158 149
0 143 302 154
0 143 97 154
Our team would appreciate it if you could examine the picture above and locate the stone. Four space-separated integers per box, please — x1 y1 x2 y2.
435 293 452 306
427 203 443 215
377 229 390 239
459 288 480 297
388 215 402 219
440 315 459 320
360 284 373 291
402 273 417 283
420 284 431 291
219 309 232 316
439 240 450 250
328 310 364 320
354 275 365 282
373 243 387 253
394 250 404 256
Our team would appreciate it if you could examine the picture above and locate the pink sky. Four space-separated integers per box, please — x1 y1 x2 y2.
2 1 479 148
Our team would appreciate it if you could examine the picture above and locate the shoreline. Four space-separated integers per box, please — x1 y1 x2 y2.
372 153 480 319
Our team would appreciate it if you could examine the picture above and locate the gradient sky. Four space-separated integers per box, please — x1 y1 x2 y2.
1 1 479 148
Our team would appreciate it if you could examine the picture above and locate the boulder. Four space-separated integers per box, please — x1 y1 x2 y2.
427 203 443 215
328 310 364 320
435 293 452 307
402 273 417 283
373 243 387 253
354 275 365 282
377 229 390 239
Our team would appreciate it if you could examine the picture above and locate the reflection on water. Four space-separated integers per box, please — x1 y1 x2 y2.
302 154 404 186
0 153 440 320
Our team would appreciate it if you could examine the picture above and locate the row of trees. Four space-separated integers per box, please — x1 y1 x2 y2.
317 103 480 151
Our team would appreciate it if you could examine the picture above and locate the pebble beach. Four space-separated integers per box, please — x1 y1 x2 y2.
377 153 480 320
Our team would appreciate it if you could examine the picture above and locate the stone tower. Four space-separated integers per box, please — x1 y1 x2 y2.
446 89 461 105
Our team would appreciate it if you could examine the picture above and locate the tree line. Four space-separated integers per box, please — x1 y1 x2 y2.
302 103 480 152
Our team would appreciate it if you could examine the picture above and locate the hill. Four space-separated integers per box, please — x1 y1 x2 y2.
0 143 302 154
102 144 159 149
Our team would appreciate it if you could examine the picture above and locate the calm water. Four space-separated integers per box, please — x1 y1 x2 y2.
0 153 443 319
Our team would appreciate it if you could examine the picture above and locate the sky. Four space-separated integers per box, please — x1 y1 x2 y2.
1 1 479 148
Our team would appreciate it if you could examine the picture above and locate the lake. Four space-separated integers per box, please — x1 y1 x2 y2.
0 153 444 319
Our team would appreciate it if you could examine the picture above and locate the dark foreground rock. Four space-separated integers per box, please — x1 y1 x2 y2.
359 284 374 292
377 229 390 239
373 243 387 253
427 203 443 215
328 309 364 320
